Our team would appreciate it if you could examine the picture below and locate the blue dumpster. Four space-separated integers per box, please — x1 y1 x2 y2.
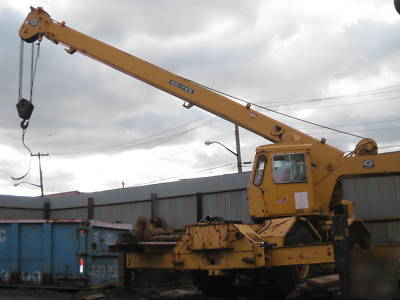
0 219 132 288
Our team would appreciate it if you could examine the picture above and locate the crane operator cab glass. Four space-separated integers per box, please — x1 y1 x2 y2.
272 154 307 184
248 147 316 220
253 155 267 186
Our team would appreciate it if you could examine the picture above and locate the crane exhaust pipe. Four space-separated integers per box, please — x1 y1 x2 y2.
395 0 400 15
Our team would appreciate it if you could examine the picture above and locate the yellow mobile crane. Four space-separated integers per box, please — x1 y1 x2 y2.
18 7 399 296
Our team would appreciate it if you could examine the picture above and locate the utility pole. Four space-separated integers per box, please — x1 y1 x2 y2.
31 152 49 197
234 124 243 173
205 124 244 174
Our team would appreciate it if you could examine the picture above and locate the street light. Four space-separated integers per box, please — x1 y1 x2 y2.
14 181 44 197
205 140 243 173
205 141 238 156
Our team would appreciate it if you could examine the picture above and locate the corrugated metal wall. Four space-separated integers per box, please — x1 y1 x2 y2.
0 194 44 219
46 172 250 228
1 172 399 245
95 202 151 224
343 175 400 245
156 195 196 228
202 190 250 223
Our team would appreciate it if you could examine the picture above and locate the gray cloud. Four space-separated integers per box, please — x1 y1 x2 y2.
1 1 399 194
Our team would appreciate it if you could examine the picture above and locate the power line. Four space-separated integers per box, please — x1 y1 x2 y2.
48 108 398 161
46 129 239 180
268 95 400 111
38 80 400 186
344 144 400 153
380 144 400 149
52 116 219 156
48 161 237 187
150 131 235 161
299 117 400 131
258 84 400 105
215 117 400 139
309 125 400 136
198 83 365 139
133 162 236 186
50 82 400 156
51 115 211 154
41 137 400 185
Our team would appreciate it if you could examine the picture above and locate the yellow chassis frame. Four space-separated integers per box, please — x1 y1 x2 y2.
126 244 334 270
126 221 335 271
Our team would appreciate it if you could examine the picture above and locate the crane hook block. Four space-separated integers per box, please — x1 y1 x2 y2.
395 0 400 15
16 98 35 121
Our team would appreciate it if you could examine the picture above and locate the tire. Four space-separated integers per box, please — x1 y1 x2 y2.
272 222 321 298
349 221 371 250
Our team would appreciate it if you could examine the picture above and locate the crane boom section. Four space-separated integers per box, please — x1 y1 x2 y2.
19 7 343 161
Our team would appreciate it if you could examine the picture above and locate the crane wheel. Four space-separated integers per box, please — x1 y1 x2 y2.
349 220 371 250
272 221 321 297
296 264 311 280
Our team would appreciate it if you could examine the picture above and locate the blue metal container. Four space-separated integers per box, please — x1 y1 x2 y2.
0 219 132 288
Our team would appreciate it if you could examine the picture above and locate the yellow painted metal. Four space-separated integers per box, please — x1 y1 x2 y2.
248 144 400 219
233 224 264 244
256 217 297 247
125 218 327 271
268 244 335 266
126 250 262 270
255 217 321 247
18 7 400 277
187 223 232 250
312 152 400 216
18 7 342 162
126 223 266 270
248 145 318 218
18 8 400 222
126 243 334 270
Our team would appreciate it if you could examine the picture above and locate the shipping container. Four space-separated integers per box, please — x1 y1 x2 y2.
0 219 132 288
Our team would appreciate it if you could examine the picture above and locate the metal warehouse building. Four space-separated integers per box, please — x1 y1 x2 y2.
0 172 398 245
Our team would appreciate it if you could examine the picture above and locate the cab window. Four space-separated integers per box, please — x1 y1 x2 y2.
272 153 307 184
253 155 267 186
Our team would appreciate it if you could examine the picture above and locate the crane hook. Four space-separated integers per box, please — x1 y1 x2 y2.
20 120 30 130
16 98 35 129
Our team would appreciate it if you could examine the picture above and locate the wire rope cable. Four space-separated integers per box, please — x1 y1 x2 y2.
12 41 41 181
197 82 365 139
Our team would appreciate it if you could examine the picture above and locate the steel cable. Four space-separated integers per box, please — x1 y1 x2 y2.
11 42 40 181
198 83 365 139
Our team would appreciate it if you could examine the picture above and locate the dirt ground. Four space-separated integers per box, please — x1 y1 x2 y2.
0 286 205 300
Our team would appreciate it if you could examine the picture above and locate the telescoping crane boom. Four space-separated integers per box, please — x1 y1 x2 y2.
18 7 400 297
19 7 398 219
18 8 342 153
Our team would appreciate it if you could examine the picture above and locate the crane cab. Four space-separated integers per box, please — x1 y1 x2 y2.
248 144 320 221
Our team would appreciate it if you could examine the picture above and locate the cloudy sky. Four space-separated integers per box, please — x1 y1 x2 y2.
1 0 399 196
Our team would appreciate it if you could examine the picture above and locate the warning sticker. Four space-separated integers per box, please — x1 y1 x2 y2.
295 192 309 210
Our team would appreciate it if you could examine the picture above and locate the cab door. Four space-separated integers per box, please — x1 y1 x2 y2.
267 150 316 217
